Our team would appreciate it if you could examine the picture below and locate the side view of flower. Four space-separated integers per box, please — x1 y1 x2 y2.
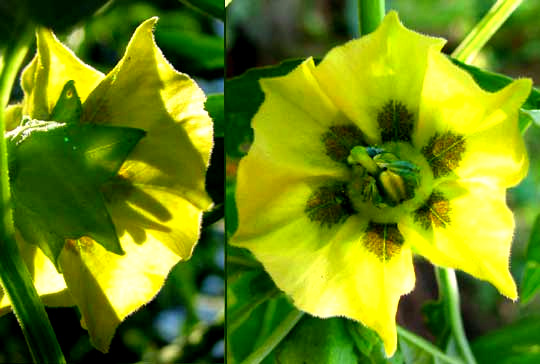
231 11 531 356
0 17 213 352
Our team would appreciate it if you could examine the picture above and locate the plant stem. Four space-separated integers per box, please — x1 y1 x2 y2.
0 27 66 364
452 0 524 63
436 268 477 364
397 326 464 364
240 309 304 364
358 0 385 36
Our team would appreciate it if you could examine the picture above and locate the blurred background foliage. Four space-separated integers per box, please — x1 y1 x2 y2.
226 0 540 362
0 0 224 363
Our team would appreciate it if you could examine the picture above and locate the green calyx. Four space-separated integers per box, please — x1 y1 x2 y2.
348 146 419 206
6 81 146 269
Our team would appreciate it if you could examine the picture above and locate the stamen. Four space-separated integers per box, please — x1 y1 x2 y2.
379 170 408 205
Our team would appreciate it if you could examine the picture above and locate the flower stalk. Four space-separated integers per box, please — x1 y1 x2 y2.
358 0 385 36
436 268 477 364
0 26 66 364
451 0 524 63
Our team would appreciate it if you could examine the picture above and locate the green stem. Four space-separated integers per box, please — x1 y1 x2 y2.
240 309 304 364
358 0 385 36
451 0 524 63
397 326 464 364
436 268 477 364
0 27 66 364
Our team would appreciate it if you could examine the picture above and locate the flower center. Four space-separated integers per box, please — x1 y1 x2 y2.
347 146 419 206
346 141 434 223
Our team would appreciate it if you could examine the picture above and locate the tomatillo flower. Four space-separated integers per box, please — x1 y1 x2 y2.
0 18 213 351
231 11 531 356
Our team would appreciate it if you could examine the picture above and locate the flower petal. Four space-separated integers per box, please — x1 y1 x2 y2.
314 11 445 142
21 28 104 120
58 234 182 352
58 181 203 351
399 180 517 299
0 231 72 313
233 148 414 356
416 51 531 186
252 58 352 178
81 17 212 211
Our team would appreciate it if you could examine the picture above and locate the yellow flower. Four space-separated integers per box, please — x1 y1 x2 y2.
1 18 213 352
231 11 531 356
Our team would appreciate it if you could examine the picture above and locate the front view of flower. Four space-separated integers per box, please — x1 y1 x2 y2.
231 11 531 356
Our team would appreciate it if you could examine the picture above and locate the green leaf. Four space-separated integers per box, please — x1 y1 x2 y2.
274 317 359 364
206 93 224 137
520 214 540 304
226 59 305 158
228 269 280 333
227 269 296 363
227 245 263 284
178 0 224 20
155 29 224 73
397 327 463 364
472 315 540 364
520 109 540 132
398 339 436 364
7 119 145 267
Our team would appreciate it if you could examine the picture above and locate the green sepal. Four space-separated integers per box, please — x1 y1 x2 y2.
7 118 145 269
50 80 82 124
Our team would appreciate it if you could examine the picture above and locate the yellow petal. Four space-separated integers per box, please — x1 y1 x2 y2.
21 28 104 120
416 51 531 187
233 147 414 356
314 11 446 142
253 58 351 179
399 180 517 299
234 204 413 357
58 231 183 352
0 231 72 314
82 17 212 211
58 163 205 351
